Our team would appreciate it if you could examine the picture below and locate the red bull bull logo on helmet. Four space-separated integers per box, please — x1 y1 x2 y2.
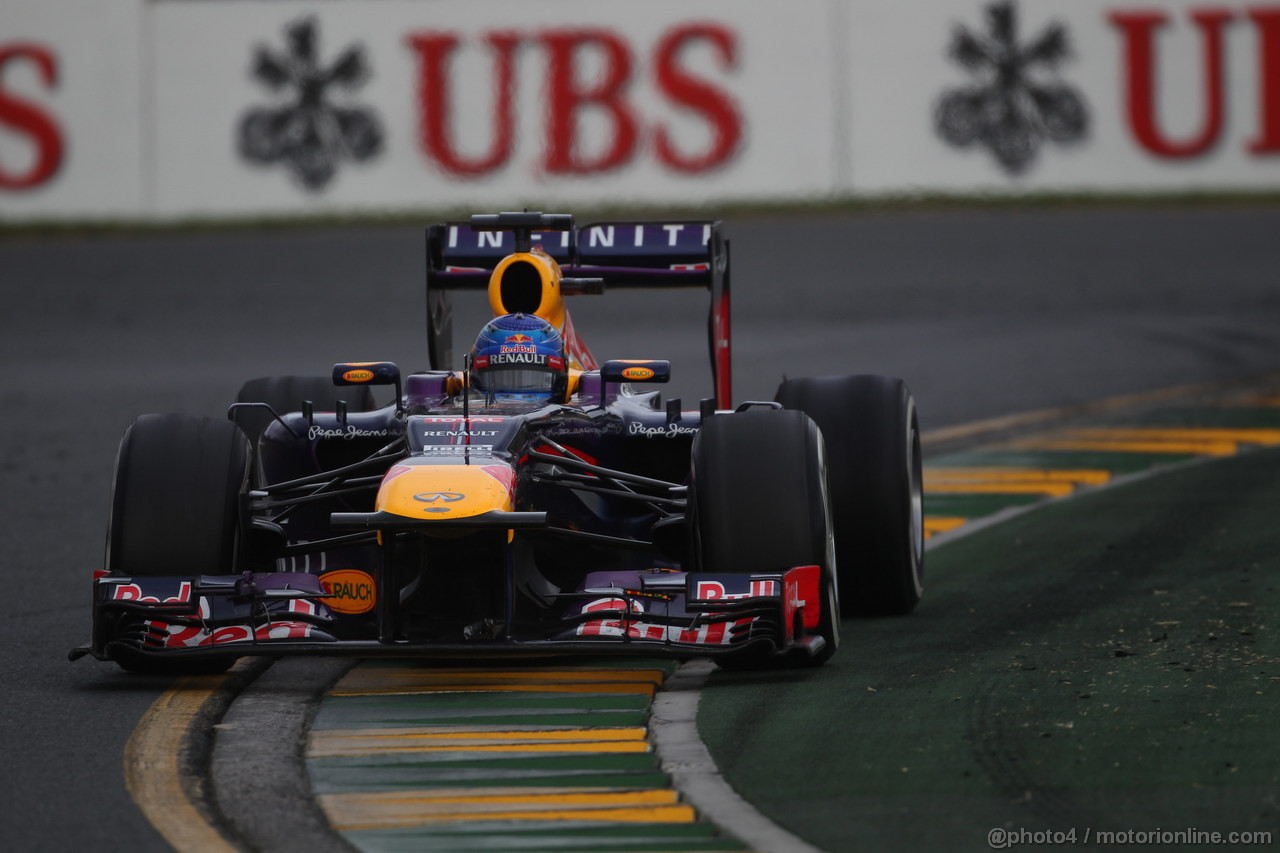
501 333 537 354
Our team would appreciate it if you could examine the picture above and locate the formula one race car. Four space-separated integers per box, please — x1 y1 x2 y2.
71 212 923 673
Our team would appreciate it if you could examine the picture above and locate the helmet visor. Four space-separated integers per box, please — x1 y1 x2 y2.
477 367 556 394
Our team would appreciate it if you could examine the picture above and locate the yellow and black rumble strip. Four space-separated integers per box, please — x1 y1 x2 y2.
306 660 743 851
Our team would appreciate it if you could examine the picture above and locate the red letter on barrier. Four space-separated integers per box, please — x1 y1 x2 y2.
653 24 742 172
541 30 639 173
406 31 520 177
1110 9 1234 158
1248 8 1280 153
0 44 63 190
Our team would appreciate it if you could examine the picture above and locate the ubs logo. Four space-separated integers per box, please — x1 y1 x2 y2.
238 17 384 190
934 0 1088 174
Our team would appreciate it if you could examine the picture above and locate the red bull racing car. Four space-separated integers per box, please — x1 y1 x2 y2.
71 212 923 673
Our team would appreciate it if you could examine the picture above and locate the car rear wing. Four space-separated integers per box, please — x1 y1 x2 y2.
425 217 732 408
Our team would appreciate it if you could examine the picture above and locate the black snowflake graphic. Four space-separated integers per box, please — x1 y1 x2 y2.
238 18 383 190
935 0 1088 174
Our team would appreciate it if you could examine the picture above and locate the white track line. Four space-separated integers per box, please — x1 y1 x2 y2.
651 659 823 853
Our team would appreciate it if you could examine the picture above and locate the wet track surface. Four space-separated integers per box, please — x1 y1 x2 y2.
2 206 1279 850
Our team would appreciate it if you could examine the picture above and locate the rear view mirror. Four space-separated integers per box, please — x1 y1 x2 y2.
601 360 671 384
333 361 400 386
333 361 402 412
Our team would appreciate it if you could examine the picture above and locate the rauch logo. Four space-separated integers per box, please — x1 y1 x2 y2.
319 569 376 614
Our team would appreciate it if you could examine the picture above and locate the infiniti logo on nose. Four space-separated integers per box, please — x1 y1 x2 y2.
414 492 465 503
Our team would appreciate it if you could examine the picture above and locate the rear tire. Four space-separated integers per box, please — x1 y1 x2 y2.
106 414 250 674
233 375 376 446
691 410 839 666
776 375 923 616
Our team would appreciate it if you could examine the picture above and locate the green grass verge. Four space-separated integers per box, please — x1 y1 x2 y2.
700 448 1280 851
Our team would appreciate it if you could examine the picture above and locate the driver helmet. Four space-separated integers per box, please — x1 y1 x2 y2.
470 313 568 405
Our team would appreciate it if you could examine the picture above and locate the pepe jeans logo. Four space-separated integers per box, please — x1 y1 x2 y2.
238 17 384 190
628 422 698 438
308 425 390 440
934 0 1088 174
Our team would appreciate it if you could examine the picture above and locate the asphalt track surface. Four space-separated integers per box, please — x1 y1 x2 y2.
2 206 1280 850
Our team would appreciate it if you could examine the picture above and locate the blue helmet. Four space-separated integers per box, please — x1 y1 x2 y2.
471 313 568 404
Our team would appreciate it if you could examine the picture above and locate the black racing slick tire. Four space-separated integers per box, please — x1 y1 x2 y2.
691 410 840 666
106 414 251 674
233 375 376 446
776 375 924 616
108 414 250 577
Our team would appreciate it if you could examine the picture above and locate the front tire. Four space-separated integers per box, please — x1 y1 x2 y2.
108 414 250 577
691 410 839 666
776 375 923 616
106 414 250 674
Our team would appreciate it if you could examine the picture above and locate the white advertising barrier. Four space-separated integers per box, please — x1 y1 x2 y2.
847 0 1280 193
0 1 143 219
148 0 839 217
5 0 1280 221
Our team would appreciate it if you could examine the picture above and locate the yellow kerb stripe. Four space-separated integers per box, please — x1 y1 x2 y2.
310 727 646 756
924 468 1111 497
1007 427 1280 457
321 787 677 813
328 804 697 830
310 737 651 758
926 482 1075 497
1008 438 1237 456
332 668 666 694
321 784 659 798
924 517 966 539
1069 427 1280 445
124 670 247 853
341 667 667 682
1228 394 1280 407
323 726 646 741
330 681 657 698
925 468 1111 485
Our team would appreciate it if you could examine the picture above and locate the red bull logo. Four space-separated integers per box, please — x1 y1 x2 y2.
500 333 537 354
